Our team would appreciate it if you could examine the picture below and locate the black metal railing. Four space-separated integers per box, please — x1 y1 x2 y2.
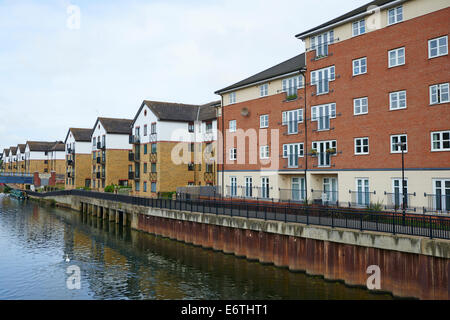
279 188 306 202
23 189 450 239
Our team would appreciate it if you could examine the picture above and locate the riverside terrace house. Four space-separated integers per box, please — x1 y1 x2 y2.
9 147 18 173
49 142 66 176
24 141 64 175
129 100 219 197
90 117 134 191
216 0 450 213
1 149 10 172
64 128 93 189
16 144 26 173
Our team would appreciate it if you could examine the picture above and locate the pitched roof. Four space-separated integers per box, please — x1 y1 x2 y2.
10 147 17 155
96 118 133 134
295 0 396 38
26 141 59 152
3 149 10 157
68 128 93 142
17 144 26 153
215 53 306 94
132 100 219 124
50 142 65 152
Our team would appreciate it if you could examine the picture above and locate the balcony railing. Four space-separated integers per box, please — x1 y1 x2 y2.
67 159 74 166
425 193 450 214
311 189 339 206
67 148 75 155
129 135 140 144
226 185 274 199
279 188 306 202
384 191 416 212
134 171 140 180
349 190 376 208
284 87 298 101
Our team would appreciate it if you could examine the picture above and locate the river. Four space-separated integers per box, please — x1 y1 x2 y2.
0 194 393 300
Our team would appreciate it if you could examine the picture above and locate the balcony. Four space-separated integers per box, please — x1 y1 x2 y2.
96 157 101 164
101 171 105 179
349 190 376 208
134 153 140 162
67 159 74 166
67 148 75 155
424 193 450 214
128 172 134 180
129 135 140 144
67 172 72 178
134 172 140 180
96 172 101 179
311 189 339 206
279 188 306 202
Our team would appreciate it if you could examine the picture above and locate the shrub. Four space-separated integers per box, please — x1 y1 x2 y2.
104 185 115 193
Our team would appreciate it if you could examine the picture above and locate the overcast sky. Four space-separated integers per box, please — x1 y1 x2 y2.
0 0 371 152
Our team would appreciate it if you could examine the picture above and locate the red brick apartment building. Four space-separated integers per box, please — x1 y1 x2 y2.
216 0 449 213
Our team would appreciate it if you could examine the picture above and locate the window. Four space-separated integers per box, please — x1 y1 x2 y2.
260 146 269 159
260 115 269 128
430 83 449 105
188 163 194 171
230 148 237 161
431 131 450 151
143 182 147 192
282 109 303 134
136 182 140 192
433 179 450 212
135 127 140 137
144 125 147 136
283 143 304 168
230 177 237 197
291 177 305 201
356 178 370 206
261 177 270 199
151 182 156 193
151 163 156 173
428 36 448 59
392 178 408 209
312 140 337 167
229 92 236 104
143 163 147 173
205 122 213 133
260 84 268 97
144 144 147 155
391 134 408 153
244 177 253 198
229 120 236 132
388 47 405 68
354 137 369 155
188 122 194 133
352 19 365 36
282 75 303 98
354 97 368 115
353 57 367 76
311 103 336 131
389 91 407 110
388 6 403 25
311 66 335 95
310 30 334 57
151 143 157 154
151 123 156 134
93 137 96 147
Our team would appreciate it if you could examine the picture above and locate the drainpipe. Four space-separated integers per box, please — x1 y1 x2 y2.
220 95 225 198
300 67 308 203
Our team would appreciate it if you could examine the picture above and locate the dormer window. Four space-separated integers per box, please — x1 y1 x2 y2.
229 92 236 104
388 6 403 25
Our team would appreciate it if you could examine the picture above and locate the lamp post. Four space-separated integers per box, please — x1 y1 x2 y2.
395 141 407 225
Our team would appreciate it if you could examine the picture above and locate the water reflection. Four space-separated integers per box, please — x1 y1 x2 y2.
0 194 393 300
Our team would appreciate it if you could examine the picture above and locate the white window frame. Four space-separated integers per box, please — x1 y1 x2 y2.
230 176 237 197
428 35 448 59
352 57 367 76
229 120 236 132
282 109 303 135
260 145 269 159
388 6 403 25
261 177 270 199
354 137 369 155
430 83 449 105
310 30 334 57
352 19 365 37
390 134 408 153
388 47 405 68
354 97 368 115
282 143 305 158
431 131 450 152
229 148 237 161
282 75 304 96
311 103 336 131
244 177 253 198
229 92 236 104
260 115 269 128
260 83 268 97
389 90 407 110
311 66 335 95
312 140 337 168
355 178 370 206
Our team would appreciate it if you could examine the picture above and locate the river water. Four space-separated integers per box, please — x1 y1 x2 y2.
0 194 393 300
